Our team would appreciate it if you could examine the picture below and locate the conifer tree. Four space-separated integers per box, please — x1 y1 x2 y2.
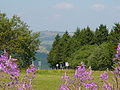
79 26 94 45
71 27 81 51
108 23 120 43
94 24 108 45
60 31 71 63
47 34 62 68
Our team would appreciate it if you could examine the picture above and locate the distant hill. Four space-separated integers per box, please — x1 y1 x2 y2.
38 31 65 52
35 31 73 69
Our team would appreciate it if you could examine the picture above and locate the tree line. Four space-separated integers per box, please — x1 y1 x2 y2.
47 24 120 70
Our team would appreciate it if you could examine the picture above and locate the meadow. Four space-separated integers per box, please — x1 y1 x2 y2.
32 69 113 90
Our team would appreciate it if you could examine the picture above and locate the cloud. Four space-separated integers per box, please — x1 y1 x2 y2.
115 6 120 9
93 4 105 9
53 2 74 9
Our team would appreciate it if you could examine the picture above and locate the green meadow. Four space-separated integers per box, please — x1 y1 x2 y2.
32 70 113 90
0 69 114 90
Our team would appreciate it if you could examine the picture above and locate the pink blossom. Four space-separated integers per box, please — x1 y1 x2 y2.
100 72 108 79
60 85 69 90
102 84 111 90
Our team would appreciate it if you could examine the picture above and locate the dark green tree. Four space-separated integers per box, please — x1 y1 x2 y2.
108 23 120 43
69 45 98 68
47 31 71 68
0 13 40 67
71 27 94 52
60 31 71 63
94 24 109 45
47 34 62 68
89 42 113 70
79 26 94 45
71 27 81 51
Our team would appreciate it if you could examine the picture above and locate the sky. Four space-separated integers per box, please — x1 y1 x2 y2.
0 0 120 32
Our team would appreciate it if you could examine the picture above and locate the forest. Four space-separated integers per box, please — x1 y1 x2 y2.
47 24 120 70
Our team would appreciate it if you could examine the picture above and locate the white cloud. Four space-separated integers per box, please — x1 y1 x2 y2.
53 2 74 9
93 4 105 9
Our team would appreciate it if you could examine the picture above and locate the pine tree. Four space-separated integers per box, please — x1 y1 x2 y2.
60 31 71 63
79 26 94 45
72 27 81 51
94 24 109 45
108 23 120 43
47 34 62 68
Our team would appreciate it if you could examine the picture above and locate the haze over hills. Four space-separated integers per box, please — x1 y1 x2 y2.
38 31 73 53
35 31 73 69
38 31 64 53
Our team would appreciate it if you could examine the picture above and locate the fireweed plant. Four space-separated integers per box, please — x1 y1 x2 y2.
60 43 120 90
0 52 36 90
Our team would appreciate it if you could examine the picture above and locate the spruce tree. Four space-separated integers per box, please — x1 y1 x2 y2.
94 24 109 45
79 26 94 45
72 27 81 50
108 23 120 43
47 34 62 68
60 31 71 63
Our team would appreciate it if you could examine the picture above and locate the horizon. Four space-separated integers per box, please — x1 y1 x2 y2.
0 0 120 32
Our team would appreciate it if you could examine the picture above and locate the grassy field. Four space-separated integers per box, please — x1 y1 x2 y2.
32 70 113 90
0 70 114 90
32 70 74 90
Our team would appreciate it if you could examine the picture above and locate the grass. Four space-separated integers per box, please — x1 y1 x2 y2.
32 69 73 90
0 70 115 90
32 70 114 90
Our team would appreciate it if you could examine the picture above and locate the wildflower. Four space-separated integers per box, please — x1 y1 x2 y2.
74 63 92 81
74 64 86 78
102 84 111 90
114 43 120 60
61 73 69 81
60 85 69 90
100 72 108 79
84 82 97 90
114 66 120 77
0 55 8 61
9 75 18 81
117 43 120 51
26 65 36 75
0 63 6 70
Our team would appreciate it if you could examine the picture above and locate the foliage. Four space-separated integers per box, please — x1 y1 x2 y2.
47 23 120 70
0 13 40 67
89 42 113 70
94 24 109 45
69 45 98 68
47 32 71 68
47 34 62 68
78 26 95 45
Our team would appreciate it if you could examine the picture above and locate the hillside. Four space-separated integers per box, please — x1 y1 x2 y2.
38 31 65 52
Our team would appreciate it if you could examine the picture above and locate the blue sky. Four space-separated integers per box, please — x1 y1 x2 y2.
0 0 120 32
